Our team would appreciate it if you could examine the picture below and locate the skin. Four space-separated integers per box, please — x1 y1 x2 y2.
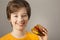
38 26 48 40
9 7 29 38
8 7 48 40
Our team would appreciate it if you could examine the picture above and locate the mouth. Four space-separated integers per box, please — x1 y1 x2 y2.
16 22 25 27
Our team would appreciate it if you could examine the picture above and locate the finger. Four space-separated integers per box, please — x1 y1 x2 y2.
43 27 48 34
37 24 48 32
42 27 48 32
42 31 48 36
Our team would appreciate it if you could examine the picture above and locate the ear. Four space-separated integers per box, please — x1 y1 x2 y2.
8 19 12 26
8 19 11 23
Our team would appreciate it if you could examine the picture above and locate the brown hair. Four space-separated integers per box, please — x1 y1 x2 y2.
6 0 31 20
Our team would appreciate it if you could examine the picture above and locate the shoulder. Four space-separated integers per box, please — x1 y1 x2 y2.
0 33 11 40
27 32 40 40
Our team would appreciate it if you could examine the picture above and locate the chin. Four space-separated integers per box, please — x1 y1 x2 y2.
16 26 25 31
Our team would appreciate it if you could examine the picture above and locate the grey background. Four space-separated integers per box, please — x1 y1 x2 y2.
0 0 60 40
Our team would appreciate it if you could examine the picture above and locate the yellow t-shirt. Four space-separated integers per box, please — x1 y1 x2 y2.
1 32 40 40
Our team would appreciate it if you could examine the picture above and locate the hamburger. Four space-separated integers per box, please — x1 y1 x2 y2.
31 24 46 36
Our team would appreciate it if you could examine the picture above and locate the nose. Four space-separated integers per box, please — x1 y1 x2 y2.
17 16 24 22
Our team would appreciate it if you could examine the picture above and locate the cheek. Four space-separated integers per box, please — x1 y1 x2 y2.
24 17 29 22
24 18 29 24
10 18 17 25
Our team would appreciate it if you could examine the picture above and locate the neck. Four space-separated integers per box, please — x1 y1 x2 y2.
11 28 27 38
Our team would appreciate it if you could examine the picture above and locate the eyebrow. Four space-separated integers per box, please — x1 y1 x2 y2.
11 12 27 15
23 13 27 14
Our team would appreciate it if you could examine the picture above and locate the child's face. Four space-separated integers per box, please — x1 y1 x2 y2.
9 7 29 31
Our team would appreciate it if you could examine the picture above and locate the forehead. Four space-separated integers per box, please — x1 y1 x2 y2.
11 7 27 15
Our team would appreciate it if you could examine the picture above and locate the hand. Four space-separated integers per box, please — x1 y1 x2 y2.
31 24 48 40
38 26 48 40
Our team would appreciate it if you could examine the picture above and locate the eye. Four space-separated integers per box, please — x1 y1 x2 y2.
14 15 18 17
22 14 28 17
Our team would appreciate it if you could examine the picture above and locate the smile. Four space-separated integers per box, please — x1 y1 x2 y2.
16 22 25 27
